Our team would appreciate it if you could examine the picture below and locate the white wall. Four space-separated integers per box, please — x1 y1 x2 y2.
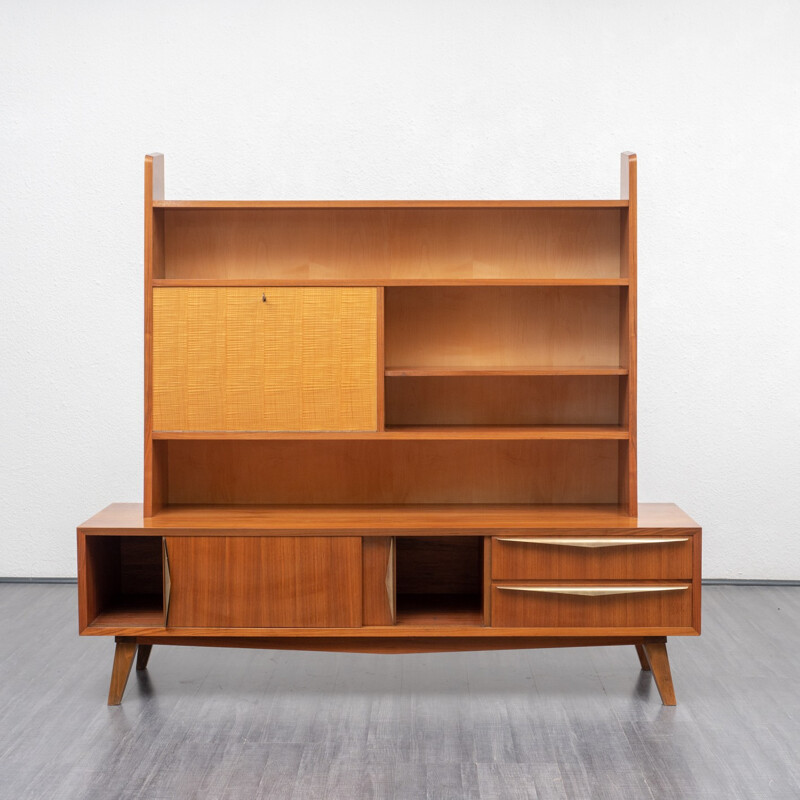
1 0 798 579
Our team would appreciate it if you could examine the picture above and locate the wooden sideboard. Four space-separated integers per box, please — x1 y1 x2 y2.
78 152 701 705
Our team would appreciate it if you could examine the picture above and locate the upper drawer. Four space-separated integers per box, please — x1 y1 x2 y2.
152 287 378 432
491 534 693 580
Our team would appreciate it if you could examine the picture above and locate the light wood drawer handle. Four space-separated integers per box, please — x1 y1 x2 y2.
496 585 688 597
163 538 172 626
496 537 688 548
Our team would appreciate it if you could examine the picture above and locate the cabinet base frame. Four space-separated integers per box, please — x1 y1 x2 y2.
108 634 676 706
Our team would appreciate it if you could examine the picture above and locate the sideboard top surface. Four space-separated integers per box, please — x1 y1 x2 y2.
78 503 699 533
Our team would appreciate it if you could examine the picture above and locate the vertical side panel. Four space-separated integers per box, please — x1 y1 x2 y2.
483 536 492 626
376 287 385 431
363 537 396 625
620 153 637 515
144 154 165 516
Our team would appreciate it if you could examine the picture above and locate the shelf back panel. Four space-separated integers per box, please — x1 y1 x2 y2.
163 208 622 281
385 286 622 368
165 439 620 505
385 375 621 426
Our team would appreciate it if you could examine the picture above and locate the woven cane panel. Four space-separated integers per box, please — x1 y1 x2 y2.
153 288 377 431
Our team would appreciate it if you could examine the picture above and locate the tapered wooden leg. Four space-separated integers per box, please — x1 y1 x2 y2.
136 644 153 671
635 643 651 671
107 640 137 705
643 640 676 706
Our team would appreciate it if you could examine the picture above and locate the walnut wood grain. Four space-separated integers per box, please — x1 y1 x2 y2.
164 537 362 628
164 439 620 505
620 153 637 515
491 535 693 580
78 502 701 532
136 644 153 670
144 153 165 516
133 634 652 655
642 639 677 705
491 582 693 629
107 640 137 705
635 642 650 671
385 375 621 426
385 287 623 370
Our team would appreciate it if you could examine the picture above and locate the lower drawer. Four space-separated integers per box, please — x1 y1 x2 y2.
491 583 692 628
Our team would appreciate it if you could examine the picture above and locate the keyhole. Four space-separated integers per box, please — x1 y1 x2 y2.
262 293 266 303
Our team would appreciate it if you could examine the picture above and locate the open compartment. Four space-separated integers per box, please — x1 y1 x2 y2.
395 537 483 626
159 207 623 282
384 286 624 371
82 536 164 627
385 374 624 428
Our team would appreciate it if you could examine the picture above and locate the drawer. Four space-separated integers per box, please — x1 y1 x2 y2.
153 287 378 432
491 583 692 628
164 536 362 628
491 535 693 580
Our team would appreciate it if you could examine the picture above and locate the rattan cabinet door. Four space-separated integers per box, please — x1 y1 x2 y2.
153 287 377 431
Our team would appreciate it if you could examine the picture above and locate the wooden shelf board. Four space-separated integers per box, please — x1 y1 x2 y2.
153 425 629 441
154 278 629 287
79 503 700 532
395 594 483 627
154 200 629 209
385 366 629 377
81 624 700 638
89 596 164 627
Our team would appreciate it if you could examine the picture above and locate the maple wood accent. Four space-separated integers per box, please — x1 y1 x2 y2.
164 536 362 628
491 583 692 629
136 644 152 671
107 639 137 705
642 639 676 705
491 535 694 580
162 208 622 282
152 287 377 432
362 537 395 626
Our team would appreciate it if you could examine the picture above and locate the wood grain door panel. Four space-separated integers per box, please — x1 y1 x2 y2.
152 287 378 431
491 583 692 628
491 535 693 580
165 537 362 628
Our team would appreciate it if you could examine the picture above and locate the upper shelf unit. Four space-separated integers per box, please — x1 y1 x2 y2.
151 206 630 283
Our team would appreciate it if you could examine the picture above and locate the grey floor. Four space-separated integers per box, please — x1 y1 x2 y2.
0 585 798 799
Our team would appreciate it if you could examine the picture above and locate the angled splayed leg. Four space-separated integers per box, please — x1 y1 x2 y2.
107 639 137 705
635 643 651 671
642 639 676 706
136 644 153 671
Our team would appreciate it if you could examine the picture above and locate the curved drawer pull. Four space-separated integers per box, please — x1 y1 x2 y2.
496 537 688 548
496 585 688 597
